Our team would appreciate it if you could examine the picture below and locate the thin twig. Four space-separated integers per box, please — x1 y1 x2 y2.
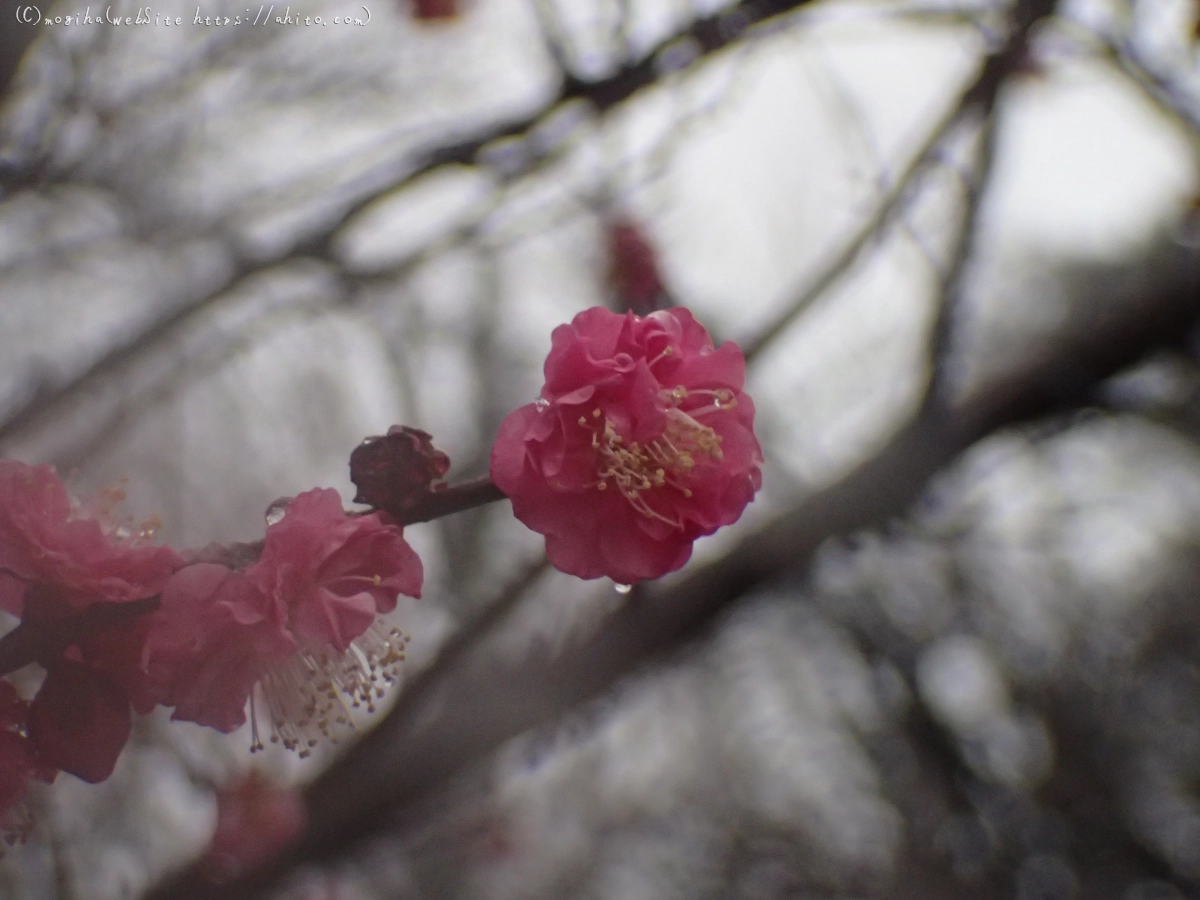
389 477 508 526
921 98 1002 411
1088 29 1200 147
738 86 967 363
741 0 1053 364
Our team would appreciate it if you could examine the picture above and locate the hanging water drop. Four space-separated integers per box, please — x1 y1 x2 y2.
614 583 633 595
265 497 293 526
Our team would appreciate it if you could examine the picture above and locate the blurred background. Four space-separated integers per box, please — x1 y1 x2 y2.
1 0 1200 897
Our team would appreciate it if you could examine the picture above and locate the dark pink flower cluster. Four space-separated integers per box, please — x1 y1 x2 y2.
144 488 421 754
0 461 182 789
491 306 762 583
0 462 423 843
0 461 182 618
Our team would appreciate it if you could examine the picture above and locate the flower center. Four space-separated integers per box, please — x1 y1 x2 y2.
250 620 410 758
70 480 163 545
578 385 734 527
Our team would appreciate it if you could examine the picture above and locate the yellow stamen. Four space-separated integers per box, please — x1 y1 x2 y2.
252 622 410 757
586 405 723 528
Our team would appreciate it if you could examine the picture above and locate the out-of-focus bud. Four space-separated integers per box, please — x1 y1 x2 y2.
411 0 459 20
606 217 668 315
203 770 307 882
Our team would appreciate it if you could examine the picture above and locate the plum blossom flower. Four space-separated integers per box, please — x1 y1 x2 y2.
0 460 183 783
0 461 181 617
145 489 421 755
143 564 292 734
491 307 762 583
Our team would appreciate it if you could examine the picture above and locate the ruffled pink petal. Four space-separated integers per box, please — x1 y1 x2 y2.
491 306 762 583
144 564 294 733
248 489 422 650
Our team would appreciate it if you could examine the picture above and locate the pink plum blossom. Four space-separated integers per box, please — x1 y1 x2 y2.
0 460 183 783
491 307 762 583
145 489 420 755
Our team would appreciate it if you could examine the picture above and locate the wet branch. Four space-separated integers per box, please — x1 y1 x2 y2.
140 223 1200 900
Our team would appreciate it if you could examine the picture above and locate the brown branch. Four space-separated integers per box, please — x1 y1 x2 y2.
140 235 1200 900
922 104 1001 411
389 477 508 526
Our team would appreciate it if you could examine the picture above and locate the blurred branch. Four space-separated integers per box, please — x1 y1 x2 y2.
922 92 1002 410
0 0 814 453
743 0 1049 363
739 82 965 363
1023 685 1192 895
1088 30 1200 147
42 799 76 900
289 0 818 256
532 0 574 75
0 0 43 157
142 204 1200 900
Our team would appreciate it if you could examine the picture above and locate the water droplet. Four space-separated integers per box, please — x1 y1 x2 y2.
534 398 550 410
265 497 292 526
614 583 633 595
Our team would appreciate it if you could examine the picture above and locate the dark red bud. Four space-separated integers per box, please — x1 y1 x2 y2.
350 426 451 514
